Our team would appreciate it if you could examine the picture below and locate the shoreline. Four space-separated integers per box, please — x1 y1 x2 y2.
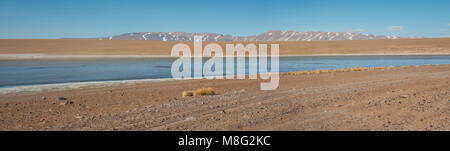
0 78 176 95
1 52 450 60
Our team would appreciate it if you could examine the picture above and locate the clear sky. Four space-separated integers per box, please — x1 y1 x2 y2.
1 0 449 39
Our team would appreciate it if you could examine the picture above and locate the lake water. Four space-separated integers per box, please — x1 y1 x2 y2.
0 55 449 88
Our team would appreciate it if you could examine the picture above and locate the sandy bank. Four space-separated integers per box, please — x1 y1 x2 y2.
1 53 450 60
1 38 450 59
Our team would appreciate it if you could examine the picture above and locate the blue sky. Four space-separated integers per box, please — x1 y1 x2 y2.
1 0 449 38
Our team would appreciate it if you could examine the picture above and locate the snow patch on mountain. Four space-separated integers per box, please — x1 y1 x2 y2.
99 30 401 41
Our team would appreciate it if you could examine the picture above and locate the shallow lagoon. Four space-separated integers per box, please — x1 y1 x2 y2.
0 55 449 88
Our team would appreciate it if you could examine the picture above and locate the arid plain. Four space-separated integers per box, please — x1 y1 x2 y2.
0 38 449 130
0 38 450 57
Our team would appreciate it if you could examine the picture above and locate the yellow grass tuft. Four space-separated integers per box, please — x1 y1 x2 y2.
194 88 215 96
182 88 215 97
182 91 194 97
280 65 427 76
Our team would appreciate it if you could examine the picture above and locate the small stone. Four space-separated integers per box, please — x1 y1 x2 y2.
41 96 46 100
399 95 409 98
59 100 74 105
58 97 67 101
185 116 195 121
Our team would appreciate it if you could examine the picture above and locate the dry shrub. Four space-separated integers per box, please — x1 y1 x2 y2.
281 66 407 75
194 88 215 96
182 91 193 97
182 88 215 97
280 65 429 76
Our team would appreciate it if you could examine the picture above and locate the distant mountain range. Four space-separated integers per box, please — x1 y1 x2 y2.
94 30 401 41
